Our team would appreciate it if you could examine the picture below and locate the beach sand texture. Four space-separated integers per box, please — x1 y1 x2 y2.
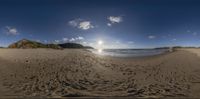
0 48 200 98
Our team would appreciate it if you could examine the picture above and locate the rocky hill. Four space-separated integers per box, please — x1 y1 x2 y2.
8 39 93 49
8 39 61 49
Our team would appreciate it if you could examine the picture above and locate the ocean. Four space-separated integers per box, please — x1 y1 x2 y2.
89 48 169 57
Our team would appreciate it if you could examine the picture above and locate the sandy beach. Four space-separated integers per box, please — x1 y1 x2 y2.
0 48 200 98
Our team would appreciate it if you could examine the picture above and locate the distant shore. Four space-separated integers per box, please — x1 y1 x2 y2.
0 48 200 98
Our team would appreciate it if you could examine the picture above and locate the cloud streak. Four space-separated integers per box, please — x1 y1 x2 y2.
148 35 156 39
62 36 84 42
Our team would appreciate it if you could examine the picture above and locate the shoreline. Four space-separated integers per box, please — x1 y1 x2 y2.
88 48 171 59
92 49 174 61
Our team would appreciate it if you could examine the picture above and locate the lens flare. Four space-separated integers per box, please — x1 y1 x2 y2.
98 49 102 53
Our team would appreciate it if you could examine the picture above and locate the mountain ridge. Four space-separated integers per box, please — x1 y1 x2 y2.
8 39 93 49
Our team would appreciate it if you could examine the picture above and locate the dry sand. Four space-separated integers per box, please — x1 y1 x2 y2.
0 48 200 98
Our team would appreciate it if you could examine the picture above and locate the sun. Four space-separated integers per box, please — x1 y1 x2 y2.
98 40 103 45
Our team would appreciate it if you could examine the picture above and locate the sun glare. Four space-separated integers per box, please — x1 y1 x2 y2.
98 40 103 45
98 49 102 53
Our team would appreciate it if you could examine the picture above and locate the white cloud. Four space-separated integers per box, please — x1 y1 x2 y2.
148 35 156 39
76 36 84 40
69 19 94 30
107 16 123 27
78 21 94 30
107 23 112 27
5 26 19 35
70 36 84 42
69 38 75 42
54 40 60 44
62 38 68 42
69 20 79 27
108 16 122 23
62 36 84 42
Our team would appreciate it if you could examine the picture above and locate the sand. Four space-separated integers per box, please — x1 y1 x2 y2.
0 48 200 98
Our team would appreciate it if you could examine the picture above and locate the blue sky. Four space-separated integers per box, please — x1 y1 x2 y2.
1 0 200 48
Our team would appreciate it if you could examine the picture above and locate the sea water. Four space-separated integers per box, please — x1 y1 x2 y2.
90 49 169 57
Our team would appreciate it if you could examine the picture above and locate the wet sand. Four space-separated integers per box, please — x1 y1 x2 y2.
0 48 200 98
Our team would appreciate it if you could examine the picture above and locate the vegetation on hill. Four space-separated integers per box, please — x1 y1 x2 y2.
58 43 84 48
8 39 47 48
8 39 93 49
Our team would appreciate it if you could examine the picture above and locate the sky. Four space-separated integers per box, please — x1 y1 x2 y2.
1 0 200 49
